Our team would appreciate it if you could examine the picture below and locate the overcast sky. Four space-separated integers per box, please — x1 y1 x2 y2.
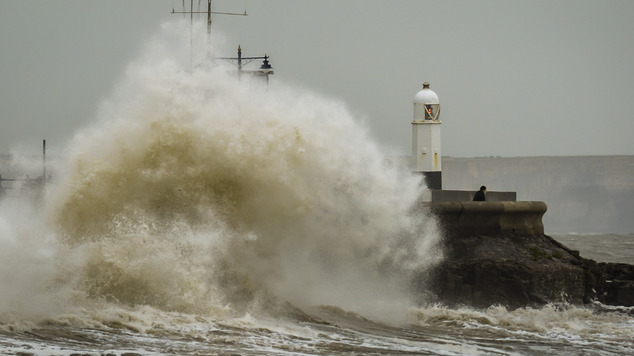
1 0 633 157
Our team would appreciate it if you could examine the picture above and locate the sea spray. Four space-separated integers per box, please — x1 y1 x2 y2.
3 22 443 326
0 199 67 327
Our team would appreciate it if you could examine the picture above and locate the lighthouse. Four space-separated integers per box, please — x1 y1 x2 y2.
412 82 442 190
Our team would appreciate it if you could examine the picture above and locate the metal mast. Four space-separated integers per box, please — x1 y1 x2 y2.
216 46 273 85
172 0 247 68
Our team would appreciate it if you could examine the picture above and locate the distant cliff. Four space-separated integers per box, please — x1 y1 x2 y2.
442 156 634 233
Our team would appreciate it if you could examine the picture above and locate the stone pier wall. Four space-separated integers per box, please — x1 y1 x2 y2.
418 200 634 308
423 201 547 237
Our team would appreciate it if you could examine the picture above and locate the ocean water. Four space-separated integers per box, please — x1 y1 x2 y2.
1 22 633 355
551 233 634 265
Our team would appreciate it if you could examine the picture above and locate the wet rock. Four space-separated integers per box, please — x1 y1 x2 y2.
599 262 634 307
423 232 634 308
419 201 634 308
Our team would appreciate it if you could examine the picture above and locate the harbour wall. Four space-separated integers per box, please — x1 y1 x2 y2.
423 200 546 237
419 200 634 308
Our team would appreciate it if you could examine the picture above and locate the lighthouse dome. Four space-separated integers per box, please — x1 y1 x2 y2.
413 82 439 104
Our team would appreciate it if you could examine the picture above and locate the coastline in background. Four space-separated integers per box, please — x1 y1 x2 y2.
552 233 634 264
442 155 634 234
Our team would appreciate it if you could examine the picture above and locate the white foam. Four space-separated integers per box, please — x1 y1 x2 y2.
2 21 443 328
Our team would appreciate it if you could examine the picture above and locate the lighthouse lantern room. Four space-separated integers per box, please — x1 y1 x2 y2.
412 82 442 189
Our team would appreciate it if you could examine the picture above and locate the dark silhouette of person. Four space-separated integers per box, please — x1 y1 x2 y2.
473 185 486 201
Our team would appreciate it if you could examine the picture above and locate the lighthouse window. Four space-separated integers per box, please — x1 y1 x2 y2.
425 105 433 120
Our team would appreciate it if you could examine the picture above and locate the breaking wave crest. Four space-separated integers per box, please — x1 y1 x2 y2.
0 22 444 325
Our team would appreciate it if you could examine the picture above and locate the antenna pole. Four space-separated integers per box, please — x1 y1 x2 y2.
190 0 194 69
207 0 213 58
171 0 248 66
208 0 212 30
42 139 46 180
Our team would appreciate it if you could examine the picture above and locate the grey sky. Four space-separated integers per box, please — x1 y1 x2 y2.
1 0 633 157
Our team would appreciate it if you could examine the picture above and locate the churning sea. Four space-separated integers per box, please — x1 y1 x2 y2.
1 22 632 356
1 235 633 355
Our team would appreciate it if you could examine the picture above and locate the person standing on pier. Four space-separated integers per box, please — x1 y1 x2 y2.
473 186 486 201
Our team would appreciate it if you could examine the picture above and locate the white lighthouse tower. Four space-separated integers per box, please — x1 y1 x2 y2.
412 82 442 189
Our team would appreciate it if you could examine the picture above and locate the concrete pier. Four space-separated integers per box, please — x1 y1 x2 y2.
419 200 634 308
427 189 517 202
424 201 547 237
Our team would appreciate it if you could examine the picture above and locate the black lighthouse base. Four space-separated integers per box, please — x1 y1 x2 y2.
420 171 442 190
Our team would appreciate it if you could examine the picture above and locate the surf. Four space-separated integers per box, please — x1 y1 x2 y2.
0 21 442 330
